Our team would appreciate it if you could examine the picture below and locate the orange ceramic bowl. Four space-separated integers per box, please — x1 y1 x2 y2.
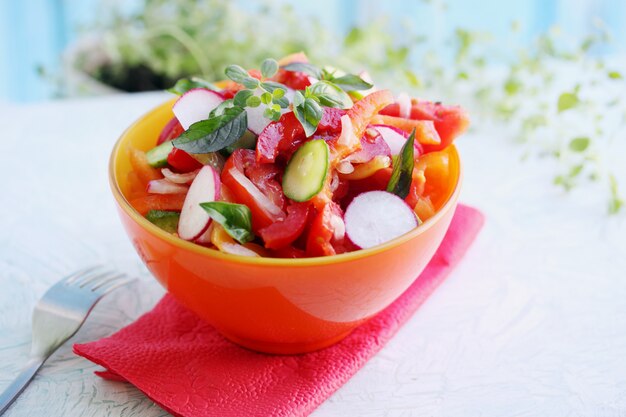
110 99 462 354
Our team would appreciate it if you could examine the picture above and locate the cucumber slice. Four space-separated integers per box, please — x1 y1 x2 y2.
145 210 180 233
146 141 174 168
282 139 329 202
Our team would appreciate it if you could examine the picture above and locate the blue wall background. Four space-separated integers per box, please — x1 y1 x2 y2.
1 0 624 103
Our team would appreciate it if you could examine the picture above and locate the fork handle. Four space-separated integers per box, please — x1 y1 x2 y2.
0 356 46 415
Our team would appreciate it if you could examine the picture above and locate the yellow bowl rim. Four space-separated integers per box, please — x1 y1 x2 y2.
109 100 463 267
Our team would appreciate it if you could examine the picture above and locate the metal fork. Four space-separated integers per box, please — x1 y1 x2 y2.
0 266 135 415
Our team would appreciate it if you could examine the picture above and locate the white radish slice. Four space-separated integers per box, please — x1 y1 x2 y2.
161 168 199 184
345 191 418 249
220 243 260 257
173 89 224 129
178 166 221 241
147 178 189 194
371 125 408 156
228 168 285 219
194 223 214 245
245 88 295 135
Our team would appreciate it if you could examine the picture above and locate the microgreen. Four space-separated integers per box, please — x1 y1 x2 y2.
387 129 415 199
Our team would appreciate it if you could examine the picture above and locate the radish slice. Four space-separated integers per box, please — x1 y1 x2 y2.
178 166 221 240
194 223 214 245
228 167 285 219
147 178 189 194
161 168 199 184
173 89 224 129
345 191 418 249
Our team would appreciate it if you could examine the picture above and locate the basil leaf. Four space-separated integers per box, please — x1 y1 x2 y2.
145 210 180 233
308 80 353 109
199 202 254 244
173 106 248 154
281 62 322 79
233 89 254 107
225 65 249 84
167 77 218 95
330 74 373 91
209 99 234 117
260 58 279 78
387 129 415 199
294 97 323 137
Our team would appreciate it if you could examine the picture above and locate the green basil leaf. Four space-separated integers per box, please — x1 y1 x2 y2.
281 62 322 79
233 89 254 107
225 65 249 84
294 97 323 137
145 210 180 233
387 129 415 199
308 80 353 109
199 202 254 244
167 77 218 95
330 74 373 91
260 58 279 78
209 99 234 118
173 106 248 154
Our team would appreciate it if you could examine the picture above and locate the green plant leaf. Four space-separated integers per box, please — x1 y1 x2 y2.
233 89 254 107
608 71 622 80
308 80 352 109
260 81 288 93
387 129 415 199
557 92 579 113
569 136 590 152
294 97 323 137
224 65 250 84
281 62 322 79
173 106 248 154
199 202 254 244
167 77 218 95
260 58 279 78
329 74 373 91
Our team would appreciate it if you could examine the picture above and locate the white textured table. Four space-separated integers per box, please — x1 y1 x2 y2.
1 93 625 417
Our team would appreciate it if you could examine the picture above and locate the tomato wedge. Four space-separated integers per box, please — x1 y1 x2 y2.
306 202 343 257
167 148 204 172
259 202 310 249
221 149 285 231
256 112 305 163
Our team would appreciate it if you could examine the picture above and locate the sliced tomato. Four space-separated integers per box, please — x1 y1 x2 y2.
221 149 285 231
167 148 203 172
130 193 186 215
347 90 394 139
246 162 286 210
380 100 469 152
317 107 346 135
405 168 426 209
256 111 305 163
306 202 343 257
259 202 310 249
157 117 185 145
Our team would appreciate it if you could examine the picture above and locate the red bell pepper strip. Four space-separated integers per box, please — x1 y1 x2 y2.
259 203 310 249
167 148 203 173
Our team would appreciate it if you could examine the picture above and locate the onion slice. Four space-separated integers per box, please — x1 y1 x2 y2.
147 178 189 194
228 168 285 219
161 168 199 184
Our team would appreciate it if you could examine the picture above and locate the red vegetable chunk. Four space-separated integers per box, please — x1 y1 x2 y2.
167 148 203 172
259 203 310 249
157 117 184 145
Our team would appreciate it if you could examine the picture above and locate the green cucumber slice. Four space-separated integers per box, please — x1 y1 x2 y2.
282 139 329 202
146 141 174 168
145 210 180 233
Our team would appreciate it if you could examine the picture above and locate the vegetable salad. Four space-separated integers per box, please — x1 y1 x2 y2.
125 53 469 258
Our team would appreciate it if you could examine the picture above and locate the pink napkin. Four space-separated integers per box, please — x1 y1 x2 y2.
74 204 483 417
